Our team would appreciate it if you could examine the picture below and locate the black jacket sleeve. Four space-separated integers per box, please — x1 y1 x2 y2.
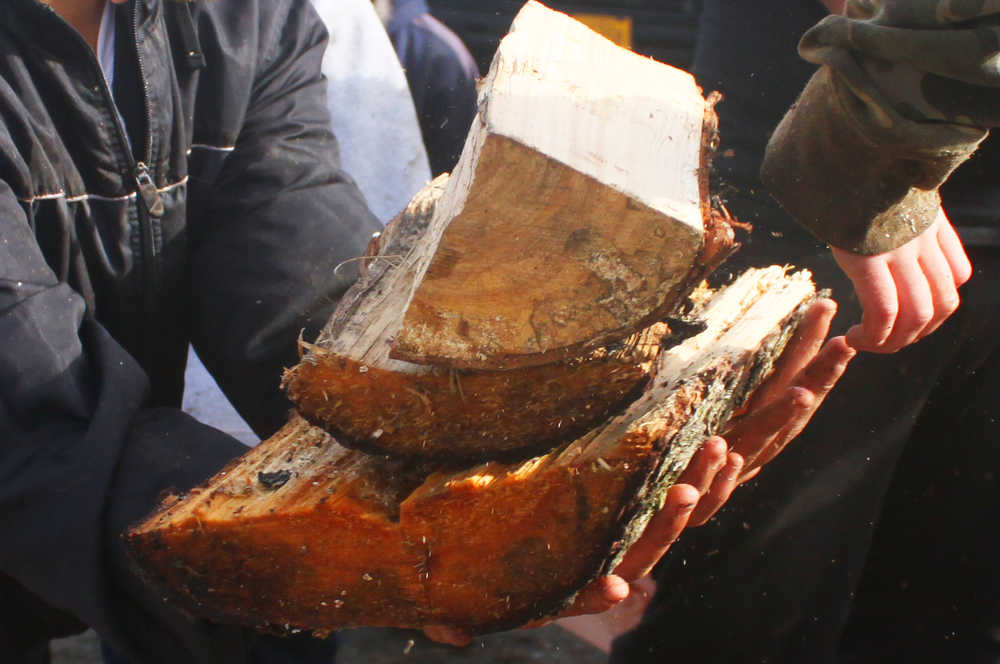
186 0 382 438
0 175 270 663
0 2 377 662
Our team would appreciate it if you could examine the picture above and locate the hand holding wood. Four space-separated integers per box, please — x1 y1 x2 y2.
422 300 854 646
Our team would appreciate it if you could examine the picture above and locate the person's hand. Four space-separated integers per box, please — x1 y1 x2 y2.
564 299 854 574
716 298 855 492
831 209 971 354
422 299 854 647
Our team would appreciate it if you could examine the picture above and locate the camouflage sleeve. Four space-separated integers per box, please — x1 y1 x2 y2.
761 0 1000 254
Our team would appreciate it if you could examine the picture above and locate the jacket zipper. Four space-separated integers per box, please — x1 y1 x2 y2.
130 3 164 371
30 4 157 225
38 1 164 365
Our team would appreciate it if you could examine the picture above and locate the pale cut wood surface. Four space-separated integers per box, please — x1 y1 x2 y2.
377 1 713 369
128 267 816 635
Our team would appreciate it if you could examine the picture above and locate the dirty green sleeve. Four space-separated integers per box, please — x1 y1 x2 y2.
762 0 1000 254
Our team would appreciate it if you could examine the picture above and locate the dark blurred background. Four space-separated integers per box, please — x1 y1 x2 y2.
427 1 704 73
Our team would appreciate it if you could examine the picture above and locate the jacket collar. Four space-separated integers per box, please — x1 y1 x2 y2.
1 1 168 58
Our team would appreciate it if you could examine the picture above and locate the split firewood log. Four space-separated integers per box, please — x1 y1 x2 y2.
127 266 817 635
347 0 730 372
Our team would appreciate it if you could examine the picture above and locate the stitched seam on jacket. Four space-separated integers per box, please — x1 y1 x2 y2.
188 144 235 153
17 175 189 205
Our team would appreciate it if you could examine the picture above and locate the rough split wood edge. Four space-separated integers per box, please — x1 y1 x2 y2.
280 0 735 460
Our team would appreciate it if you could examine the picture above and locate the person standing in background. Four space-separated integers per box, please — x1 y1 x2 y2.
376 0 480 176
312 0 431 224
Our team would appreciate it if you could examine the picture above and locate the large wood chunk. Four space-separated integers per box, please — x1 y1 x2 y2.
365 1 723 370
127 267 816 635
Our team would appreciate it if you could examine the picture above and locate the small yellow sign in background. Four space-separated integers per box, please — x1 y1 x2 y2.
571 13 634 49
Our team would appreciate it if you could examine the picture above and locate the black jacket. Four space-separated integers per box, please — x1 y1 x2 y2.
0 0 379 661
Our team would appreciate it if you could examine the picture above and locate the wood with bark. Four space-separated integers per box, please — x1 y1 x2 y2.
127 267 817 635
125 0 816 638
279 0 736 460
